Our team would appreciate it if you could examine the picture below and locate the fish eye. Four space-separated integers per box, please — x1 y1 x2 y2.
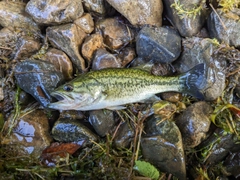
63 84 73 92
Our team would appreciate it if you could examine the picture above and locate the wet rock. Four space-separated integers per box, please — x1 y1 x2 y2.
142 116 186 180
96 18 135 50
26 0 84 25
117 47 136 67
92 48 121 70
52 118 98 145
106 0 163 26
47 23 87 72
114 121 135 148
161 92 182 103
162 0 208 37
13 36 41 60
173 37 227 100
81 33 104 63
208 9 240 48
82 0 106 16
136 26 181 64
0 27 18 56
14 59 64 107
200 129 240 166
88 109 116 137
1 109 52 157
224 152 240 178
43 48 73 80
0 1 39 32
176 101 212 148
74 13 94 34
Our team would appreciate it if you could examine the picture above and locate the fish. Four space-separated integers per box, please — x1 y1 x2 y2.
48 64 205 111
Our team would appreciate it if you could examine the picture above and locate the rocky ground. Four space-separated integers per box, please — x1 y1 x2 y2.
0 0 240 179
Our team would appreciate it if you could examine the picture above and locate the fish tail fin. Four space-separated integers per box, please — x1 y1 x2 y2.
179 63 205 100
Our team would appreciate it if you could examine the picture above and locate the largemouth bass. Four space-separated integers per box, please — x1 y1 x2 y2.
48 64 205 111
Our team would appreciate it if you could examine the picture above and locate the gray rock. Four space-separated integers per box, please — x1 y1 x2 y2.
136 26 181 63
96 18 135 50
47 23 87 72
89 109 116 137
208 9 240 48
26 0 84 25
13 36 41 60
106 0 163 26
176 101 212 148
142 116 186 180
52 118 98 145
14 59 64 107
224 152 240 178
0 1 39 32
92 48 121 70
113 121 134 148
173 37 227 100
162 0 208 37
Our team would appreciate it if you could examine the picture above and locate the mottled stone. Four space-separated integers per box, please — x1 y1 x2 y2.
92 48 121 70
47 23 87 72
13 36 41 60
208 9 240 48
96 18 135 50
106 0 163 26
224 152 240 178
26 0 84 25
14 59 64 107
114 121 134 148
118 47 136 67
82 0 106 15
142 116 186 180
81 33 104 62
1 109 52 157
43 48 73 80
89 110 116 137
173 37 227 100
136 26 181 63
162 0 208 37
52 118 98 145
74 13 94 34
0 1 39 32
176 101 212 148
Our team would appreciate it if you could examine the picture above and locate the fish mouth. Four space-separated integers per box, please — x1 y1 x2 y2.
48 92 74 110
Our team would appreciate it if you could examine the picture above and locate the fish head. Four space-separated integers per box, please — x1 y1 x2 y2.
48 81 102 110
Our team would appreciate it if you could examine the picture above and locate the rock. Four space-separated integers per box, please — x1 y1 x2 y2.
1 109 52 157
173 37 227 100
52 118 98 145
117 47 136 67
224 152 240 178
43 48 73 80
176 101 212 148
136 26 181 63
81 33 104 63
82 0 106 16
208 9 240 48
47 23 87 72
142 116 186 180
106 0 163 26
113 121 134 148
74 13 94 34
96 18 135 50
162 0 208 37
13 36 41 60
26 0 84 25
200 128 240 166
14 59 64 107
88 109 116 137
0 1 39 32
92 48 121 70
